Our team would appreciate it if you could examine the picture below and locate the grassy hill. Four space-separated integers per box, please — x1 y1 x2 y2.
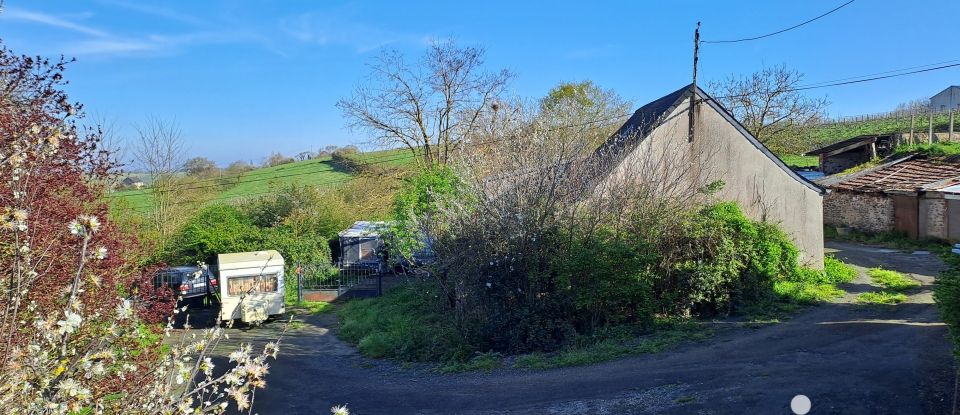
812 112 958 149
109 148 417 212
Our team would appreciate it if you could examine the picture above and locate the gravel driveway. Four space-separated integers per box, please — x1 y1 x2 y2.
214 241 956 414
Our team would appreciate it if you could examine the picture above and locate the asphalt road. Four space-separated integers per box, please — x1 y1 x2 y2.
213 241 956 414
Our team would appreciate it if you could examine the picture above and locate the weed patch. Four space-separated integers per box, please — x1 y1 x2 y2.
296 301 332 314
773 281 844 304
857 291 908 305
824 256 857 284
868 268 920 292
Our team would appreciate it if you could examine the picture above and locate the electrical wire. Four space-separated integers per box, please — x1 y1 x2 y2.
797 59 960 89
711 62 960 101
701 0 856 44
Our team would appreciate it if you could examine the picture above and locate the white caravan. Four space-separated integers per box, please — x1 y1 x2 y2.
217 250 286 324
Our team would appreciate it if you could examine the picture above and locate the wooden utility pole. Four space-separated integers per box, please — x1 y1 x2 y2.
688 22 700 143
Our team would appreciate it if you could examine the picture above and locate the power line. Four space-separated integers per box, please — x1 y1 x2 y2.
797 59 960 89
711 62 960 101
791 62 960 92
701 0 855 44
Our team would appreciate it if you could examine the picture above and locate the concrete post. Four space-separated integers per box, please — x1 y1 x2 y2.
929 112 935 143
951 110 955 141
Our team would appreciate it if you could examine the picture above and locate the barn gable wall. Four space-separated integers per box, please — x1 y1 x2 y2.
606 96 825 268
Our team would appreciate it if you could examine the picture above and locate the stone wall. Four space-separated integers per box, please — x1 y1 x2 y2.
920 196 947 239
823 191 894 234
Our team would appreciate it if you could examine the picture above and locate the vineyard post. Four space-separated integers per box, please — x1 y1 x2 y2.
910 112 916 144
929 112 934 143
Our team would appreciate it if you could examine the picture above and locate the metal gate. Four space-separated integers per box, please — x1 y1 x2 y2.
295 262 383 303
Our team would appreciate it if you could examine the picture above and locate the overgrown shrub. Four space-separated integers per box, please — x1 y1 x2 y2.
330 148 365 173
170 204 262 264
167 201 334 276
935 267 960 358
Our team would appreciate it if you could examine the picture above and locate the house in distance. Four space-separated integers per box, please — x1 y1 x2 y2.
931 85 960 112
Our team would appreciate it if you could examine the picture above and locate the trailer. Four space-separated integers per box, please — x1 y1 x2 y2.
216 250 285 324
339 221 387 271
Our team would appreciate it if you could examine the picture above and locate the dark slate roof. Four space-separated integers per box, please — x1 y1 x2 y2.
805 135 879 156
594 84 825 194
818 156 960 193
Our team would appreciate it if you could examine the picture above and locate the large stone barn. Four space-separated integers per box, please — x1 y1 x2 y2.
594 84 826 267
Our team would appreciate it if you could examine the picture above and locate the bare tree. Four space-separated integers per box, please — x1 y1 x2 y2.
133 117 186 177
709 65 828 153
131 117 188 245
296 151 314 161
338 40 512 168
895 98 929 114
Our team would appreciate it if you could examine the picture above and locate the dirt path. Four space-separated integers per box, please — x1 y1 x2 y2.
219 241 956 414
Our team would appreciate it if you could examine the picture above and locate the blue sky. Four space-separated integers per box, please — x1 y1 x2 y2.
2 0 959 165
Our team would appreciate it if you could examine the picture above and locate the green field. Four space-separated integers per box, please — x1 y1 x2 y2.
779 154 818 169
109 148 416 212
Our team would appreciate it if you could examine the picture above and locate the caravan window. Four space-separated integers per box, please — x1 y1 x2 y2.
227 273 278 296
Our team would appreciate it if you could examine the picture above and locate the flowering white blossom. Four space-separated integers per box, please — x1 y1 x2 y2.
56 311 83 335
331 404 351 415
68 219 83 236
67 215 101 237
263 342 279 359
86 216 101 233
94 246 107 260
115 299 132 320
57 378 91 400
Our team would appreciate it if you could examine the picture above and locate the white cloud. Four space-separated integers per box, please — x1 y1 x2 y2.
69 39 155 55
280 12 429 54
95 0 206 26
2 8 109 37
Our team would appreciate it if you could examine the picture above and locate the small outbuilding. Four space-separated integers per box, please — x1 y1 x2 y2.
338 221 387 270
818 155 960 240
805 134 898 175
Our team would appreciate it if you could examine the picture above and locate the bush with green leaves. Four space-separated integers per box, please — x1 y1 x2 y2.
167 201 334 276
388 166 464 262
170 204 262 264
337 282 469 361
